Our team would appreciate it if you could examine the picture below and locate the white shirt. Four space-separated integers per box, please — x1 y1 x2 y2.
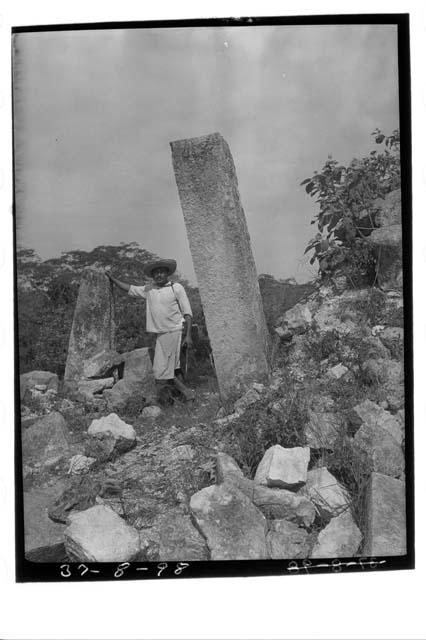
128 281 192 333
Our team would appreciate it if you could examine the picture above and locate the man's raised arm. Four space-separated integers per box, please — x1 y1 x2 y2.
105 271 130 292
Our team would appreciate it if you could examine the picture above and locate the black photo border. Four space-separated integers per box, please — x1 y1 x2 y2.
12 13 413 582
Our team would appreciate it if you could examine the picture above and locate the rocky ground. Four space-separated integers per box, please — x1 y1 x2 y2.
20 275 406 563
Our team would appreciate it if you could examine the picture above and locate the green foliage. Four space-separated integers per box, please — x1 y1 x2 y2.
302 129 400 283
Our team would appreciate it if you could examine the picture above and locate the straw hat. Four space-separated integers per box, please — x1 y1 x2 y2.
143 258 177 278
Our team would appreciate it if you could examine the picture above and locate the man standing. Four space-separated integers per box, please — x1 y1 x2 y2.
106 258 195 402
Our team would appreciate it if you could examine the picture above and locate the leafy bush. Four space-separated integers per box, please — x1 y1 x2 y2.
302 129 400 283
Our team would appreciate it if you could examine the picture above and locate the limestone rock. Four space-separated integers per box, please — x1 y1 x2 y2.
141 405 162 419
168 445 194 462
254 445 310 489
146 511 209 561
252 485 316 527
64 268 115 385
277 303 312 334
305 409 343 449
78 377 114 400
327 363 348 380
64 505 141 562
24 485 67 555
67 454 96 475
353 422 404 478
190 483 268 560
301 467 350 520
216 452 244 482
368 225 402 291
88 413 136 455
363 472 406 556
378 326 404 354
22 412 70 467
171 132 271 402
82 349 123 378
20 370 59 399
104 347 156 409
310 510 362 557
350 399 403 445
267 519 311 559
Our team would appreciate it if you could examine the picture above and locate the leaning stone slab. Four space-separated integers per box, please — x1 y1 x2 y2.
64 268 115 385
310 510 362 558
353 422 404 479
216 452 245 482
82 349 123 379
190 483 268 560
22 412 70 467
254 445 310 489
363 472 406 556
88 413 136 455
64 505 141 562
300 467 350 520
171 132 271 402
267 519 311 559
24 484 67 556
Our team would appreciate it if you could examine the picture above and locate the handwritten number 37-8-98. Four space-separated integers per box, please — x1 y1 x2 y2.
59 562 190 578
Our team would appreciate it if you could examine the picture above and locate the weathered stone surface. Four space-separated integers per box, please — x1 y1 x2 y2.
103 347 156 409
301 467 350 520
20 370 59 399
190 483 268 560
353 422 404 478
368 225 402 291
277 303 312 334
24 484 67 555
305 409 343 449
327 363 348 379
78 377 114 400
310 510 362 557
252 485 316 527
167 445 194 462
267 519 311 559
147 511 209 561
373 189 401 227
254 445 310 489
216 452 244 482
141 405 162 419
350 399 403 445
88 412 135 440
171 133 271 402
22 412 70 467
87 413 136 455
82 349 123 378
363 472 406 556
67 454 97 475
378 326 404 354
64 505 140 562
64 268 115 384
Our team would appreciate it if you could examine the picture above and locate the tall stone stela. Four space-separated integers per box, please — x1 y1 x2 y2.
64 268 116 386
170 132 271 402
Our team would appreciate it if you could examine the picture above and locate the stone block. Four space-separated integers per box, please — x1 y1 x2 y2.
301 467 350 520
351 399 403 445
267 519 311 559
310 510 362 557
363 472 406 556
353 422 404 479
252 485 315 527
171 132 271 402
22 412 70 467
20 370 59 399
254 445 310 489
190 483 268 560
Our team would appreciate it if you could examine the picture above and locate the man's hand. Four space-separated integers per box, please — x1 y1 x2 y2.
181 335 193 350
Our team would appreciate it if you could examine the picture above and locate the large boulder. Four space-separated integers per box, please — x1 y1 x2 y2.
252 485 316 527
24 484 67 557
103 347 156 409
64 268 116 385
20 370 59 399
310 510 362 557
353 422 404 479
266 519 311 559
22 412 70 468
254 445 310 490
190 483 268 560
362 472 406 556
82 349 123 379
146 511 209 561
64 505 141 562
300 468 350 520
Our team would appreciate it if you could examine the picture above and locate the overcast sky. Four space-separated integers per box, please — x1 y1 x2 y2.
13 24 399 284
